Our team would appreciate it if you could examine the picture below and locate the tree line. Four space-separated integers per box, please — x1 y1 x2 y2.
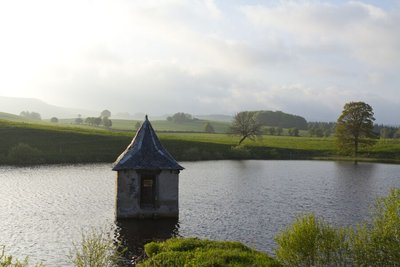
75 110 112 128
230 101 398 157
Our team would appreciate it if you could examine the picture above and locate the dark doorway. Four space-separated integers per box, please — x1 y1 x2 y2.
140 175 156 208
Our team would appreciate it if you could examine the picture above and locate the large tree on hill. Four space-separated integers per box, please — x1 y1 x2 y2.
230 111 262 145
335 101 377 156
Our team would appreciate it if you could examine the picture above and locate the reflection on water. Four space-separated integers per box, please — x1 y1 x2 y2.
116 218 179 260
0 161 399 266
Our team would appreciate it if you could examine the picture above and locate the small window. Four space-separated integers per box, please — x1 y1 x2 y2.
143 179 153 187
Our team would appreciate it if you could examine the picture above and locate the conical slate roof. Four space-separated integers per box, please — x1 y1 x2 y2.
112 116 183 171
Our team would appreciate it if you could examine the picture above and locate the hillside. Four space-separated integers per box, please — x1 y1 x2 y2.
0 112 28 122
0 119 330 165
256 110 308 130
1 119 400 165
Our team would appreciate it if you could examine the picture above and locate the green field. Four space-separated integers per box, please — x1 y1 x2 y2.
57 118 231 133
1 112 400 165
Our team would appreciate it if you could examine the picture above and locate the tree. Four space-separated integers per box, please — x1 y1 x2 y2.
204 122 215 133
75 114 83 124
230 111 262 145
335 101 376 156
288 128 299 137
20 111 41 120
50 117 58 123
101 110 111 118
276 127 283 136
94 117 102 126
102 117 112 128
395 129 400 139
268 127 276 136
85 117 94 125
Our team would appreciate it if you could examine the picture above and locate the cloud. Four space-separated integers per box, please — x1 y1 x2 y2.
0 1 399 124
241 1 400 68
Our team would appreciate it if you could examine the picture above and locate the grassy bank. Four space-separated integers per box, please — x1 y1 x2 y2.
138 238 281 267
1 119 400 165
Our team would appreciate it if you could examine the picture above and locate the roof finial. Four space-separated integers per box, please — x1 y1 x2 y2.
145 114 148 121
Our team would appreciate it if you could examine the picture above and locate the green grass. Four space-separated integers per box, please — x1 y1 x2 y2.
0 119 131 165
0 118 400 165
160 133 336 150
58 118 231 133
138 238 281 267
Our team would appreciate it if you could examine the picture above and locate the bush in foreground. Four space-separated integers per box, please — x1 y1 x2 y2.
275 214 349 266
349 188 400 266
138 238 281 267
275 188 400 267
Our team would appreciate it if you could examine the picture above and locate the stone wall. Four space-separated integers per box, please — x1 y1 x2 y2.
116 170 179 219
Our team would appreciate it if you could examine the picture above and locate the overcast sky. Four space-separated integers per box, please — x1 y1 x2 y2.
0 0 399 123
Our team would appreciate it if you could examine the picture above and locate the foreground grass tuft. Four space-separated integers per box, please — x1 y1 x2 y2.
68 229 127 267
0 246 43 267
138 238 281 267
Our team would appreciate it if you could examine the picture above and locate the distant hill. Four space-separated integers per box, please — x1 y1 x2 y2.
0 96 99 119
255 110 308 130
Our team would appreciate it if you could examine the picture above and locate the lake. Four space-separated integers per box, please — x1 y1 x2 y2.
1 160 399 266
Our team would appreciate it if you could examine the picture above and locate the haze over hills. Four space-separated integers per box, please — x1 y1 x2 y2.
0 96 234 122
0 96 100 119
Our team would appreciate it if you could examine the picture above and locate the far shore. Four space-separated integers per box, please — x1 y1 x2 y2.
1 119 400 166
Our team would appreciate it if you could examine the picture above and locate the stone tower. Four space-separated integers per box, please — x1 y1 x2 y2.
112 116 183 219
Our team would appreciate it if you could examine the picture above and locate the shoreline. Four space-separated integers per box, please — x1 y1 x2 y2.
2 156 400 167
1 119 399 166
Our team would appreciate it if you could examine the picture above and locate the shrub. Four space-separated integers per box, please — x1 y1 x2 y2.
275 213 349 266
349 188 400 266
68 229 126 267
182 147 202 161
275 189 400 267
230 145 251 159
7 143 43 165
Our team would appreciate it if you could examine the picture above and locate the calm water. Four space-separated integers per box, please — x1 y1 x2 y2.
0 160 399 266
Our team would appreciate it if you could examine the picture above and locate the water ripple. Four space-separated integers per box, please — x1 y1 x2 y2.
0 161 399 266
